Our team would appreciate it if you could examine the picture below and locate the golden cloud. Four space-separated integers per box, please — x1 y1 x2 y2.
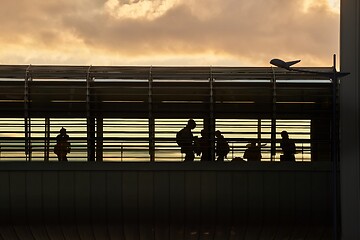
0 0 339 66
104 0 181 20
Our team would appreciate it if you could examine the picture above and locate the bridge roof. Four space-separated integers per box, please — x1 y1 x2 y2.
0 65 333 119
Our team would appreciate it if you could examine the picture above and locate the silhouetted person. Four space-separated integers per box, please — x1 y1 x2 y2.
215 130 230 162
243 141 262 161
176 119 196 162
54 127 71 161
199 129 211 161
280 130 296 161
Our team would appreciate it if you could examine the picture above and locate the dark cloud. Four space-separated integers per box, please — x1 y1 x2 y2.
0 0 339 66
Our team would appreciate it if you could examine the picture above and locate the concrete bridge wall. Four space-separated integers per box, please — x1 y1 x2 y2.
0 162 332 239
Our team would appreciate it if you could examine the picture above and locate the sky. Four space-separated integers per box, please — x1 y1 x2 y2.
0 0 340 67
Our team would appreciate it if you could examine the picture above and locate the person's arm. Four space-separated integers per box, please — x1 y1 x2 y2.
243 149 248 159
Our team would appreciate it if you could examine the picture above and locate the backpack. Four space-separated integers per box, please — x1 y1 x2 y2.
54 141 71 155
288 140 296 155
217 138 230 157
176 128 186 147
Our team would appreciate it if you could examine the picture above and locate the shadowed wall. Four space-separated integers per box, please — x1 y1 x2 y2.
0 162 332 239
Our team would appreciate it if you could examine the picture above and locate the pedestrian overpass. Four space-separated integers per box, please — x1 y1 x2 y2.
0 65 335 239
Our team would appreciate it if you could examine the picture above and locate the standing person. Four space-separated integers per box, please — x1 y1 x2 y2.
54 127 71 161
215 130 230 162
176 119 196 162
199 129 211 161
280 130 296 161
243 141 262 161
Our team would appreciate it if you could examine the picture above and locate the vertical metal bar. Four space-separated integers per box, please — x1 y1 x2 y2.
120 143 123 162
331 54 339 240
24 65 31 161
86 66 95 161
258 118 262 158
209 67 215 161
302 142 304 162
310 118 316 162
148 66 155 162
44 117 50 161
96 117 103 162
24 70 29 161
231 143 234 159
257 118 261 145
271 67 277 161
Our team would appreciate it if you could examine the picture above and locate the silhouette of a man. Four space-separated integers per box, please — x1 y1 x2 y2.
280 130 296 161
54 127 71 161
177 119 196 162
243 141 262 161
215 130 229 162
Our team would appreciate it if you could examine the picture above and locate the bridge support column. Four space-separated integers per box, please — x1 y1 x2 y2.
340 0 360 238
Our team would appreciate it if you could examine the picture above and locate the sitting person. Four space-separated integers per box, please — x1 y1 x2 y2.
243 141 262 161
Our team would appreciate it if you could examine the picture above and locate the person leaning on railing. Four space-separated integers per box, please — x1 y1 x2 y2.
215 130 230 162
176 119 197 162
54 127 71 161
280 130 296 161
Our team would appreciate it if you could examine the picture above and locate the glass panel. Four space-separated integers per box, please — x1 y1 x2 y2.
103 118 149 161
0 118 26 161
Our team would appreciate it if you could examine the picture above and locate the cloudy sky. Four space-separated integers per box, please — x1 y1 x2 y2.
0 0 339 66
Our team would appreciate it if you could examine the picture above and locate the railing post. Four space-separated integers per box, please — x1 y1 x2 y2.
257 118 262 155
331 54 340 240
120 143 123 162
44 117 50 161
148 66 155 162
271 67 277 161
86 66 95 161
24 65 32 161
209 67 216 161
96 117 103 162
231 142 234 159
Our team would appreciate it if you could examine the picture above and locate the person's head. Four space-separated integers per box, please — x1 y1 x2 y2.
250 140 257 147
215 130 222 138
187 119 196 129
60 127 67 134
281 130 289 139
201 129 207 137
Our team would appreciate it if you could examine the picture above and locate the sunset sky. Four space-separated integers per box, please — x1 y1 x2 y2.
0 0 340 67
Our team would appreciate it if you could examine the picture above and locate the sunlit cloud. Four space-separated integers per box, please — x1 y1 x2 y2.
105 0 181 20
303 0 340 13
327 0 340 12
0 0 340 67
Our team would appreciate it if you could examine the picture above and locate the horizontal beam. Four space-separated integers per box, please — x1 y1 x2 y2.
0 65 332 80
